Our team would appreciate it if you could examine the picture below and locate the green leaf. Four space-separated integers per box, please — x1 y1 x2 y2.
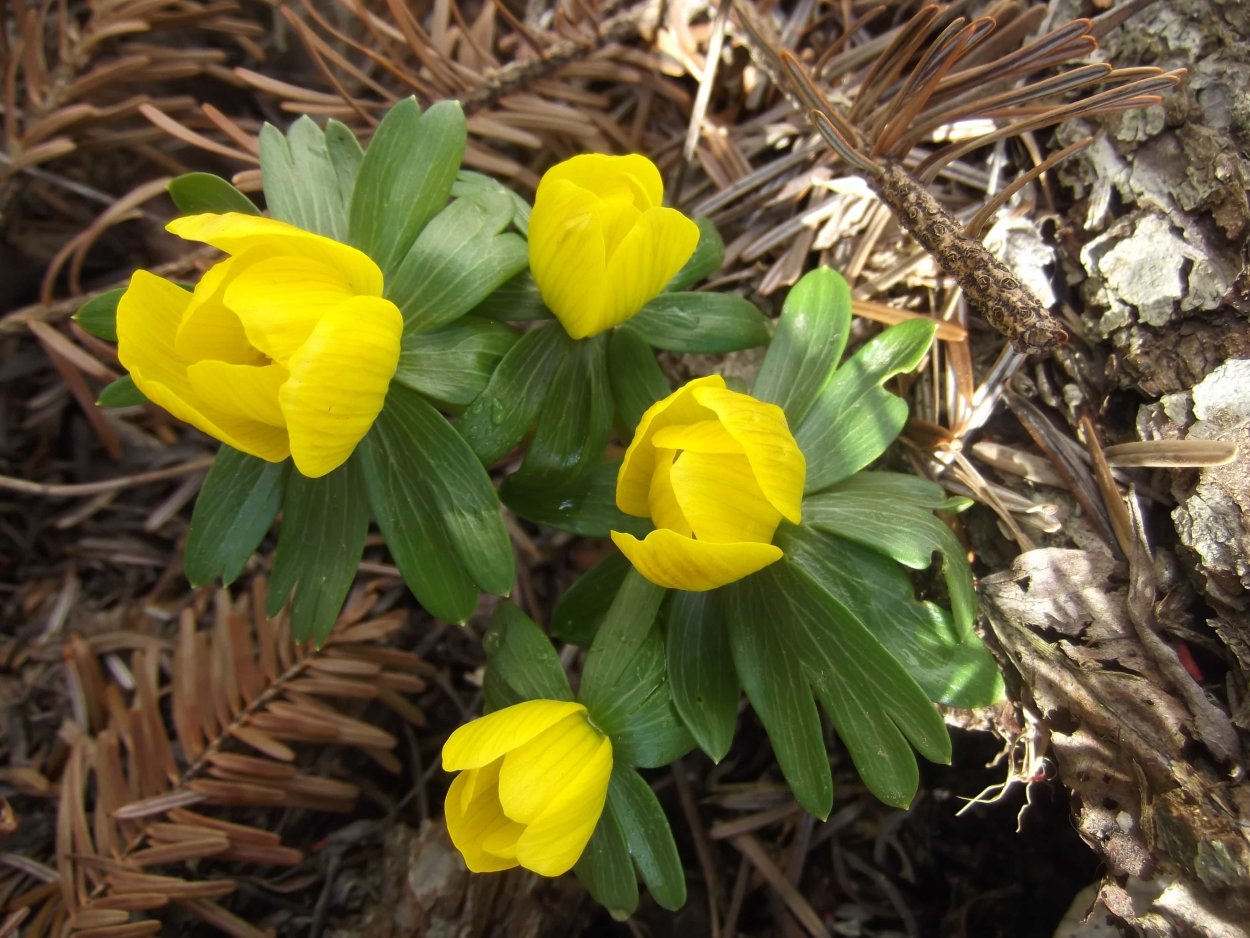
608 327 670 433
97 375 146 407
577 572 692 767
500 462 647 539
360 384 513 622
803 472 976 636
666 590 737 762
579 570 666 728
628 292 769 354
665 215 724 292
74 288 125 342
825 469 963 509
608 766 687 911
259 116 351 239
779 524 1002 708
388 385 513 596
753 267 852 427
393 316 517 406
359 436 475 622
607 646 696 768
483 602 574 703
754 557 952 808
185 446 288 588
797 317 935 491
349 98 466 276
468 271 551 322
511 332 613 487
725 575 832 819
388 191 528 334
396 389 515 599
458 321 565 464
452 169 530 236
267 457 370 643
615 721 691 776
483 666 522 711
575 803 638 919
325 119 364 210
812 677 919 810
551 552 632 646
168 172 261 216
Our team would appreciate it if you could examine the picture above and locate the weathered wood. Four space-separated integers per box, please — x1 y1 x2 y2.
982 549 1249 938
329 822 592 938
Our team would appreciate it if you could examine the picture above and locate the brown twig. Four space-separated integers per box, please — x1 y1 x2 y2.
0 457 215 499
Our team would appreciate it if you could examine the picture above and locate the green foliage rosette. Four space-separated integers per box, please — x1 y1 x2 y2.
504 268 1004 913
478 598 691 918
76 99 521 641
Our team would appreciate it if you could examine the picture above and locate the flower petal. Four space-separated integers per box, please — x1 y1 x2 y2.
647 448 692 536
187 360 288 427
601 204 699 327
651 419 744 454
117 271 289 462
480 820 525 861
442 700 587 771
278 295 402 478
455 756 493 814
167 213 383 296
445 761 522 873
596 195 644 258
140 379 289 461
175 252 272 365
498 713 607 825
541 153 662 210
527 178 609 339
528 153 697 340
514 734 611 876
117 270 190 378
670 451 782 544
694 386 806 523
617 375 725 517
225 256 364 363
610 528 782 591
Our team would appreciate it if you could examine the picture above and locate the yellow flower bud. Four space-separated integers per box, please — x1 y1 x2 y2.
611 376 806 591
116 213 402 478
528 154 700 339
442 700 612 875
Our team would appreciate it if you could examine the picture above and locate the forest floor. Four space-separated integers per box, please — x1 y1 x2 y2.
2 1 1247 936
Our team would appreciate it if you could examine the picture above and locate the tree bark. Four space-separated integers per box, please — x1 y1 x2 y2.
982 3 1250 934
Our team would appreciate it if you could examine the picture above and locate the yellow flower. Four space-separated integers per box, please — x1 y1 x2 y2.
611 376 805 591
528 154 700 339
442 699 612 876
116 213 402 478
